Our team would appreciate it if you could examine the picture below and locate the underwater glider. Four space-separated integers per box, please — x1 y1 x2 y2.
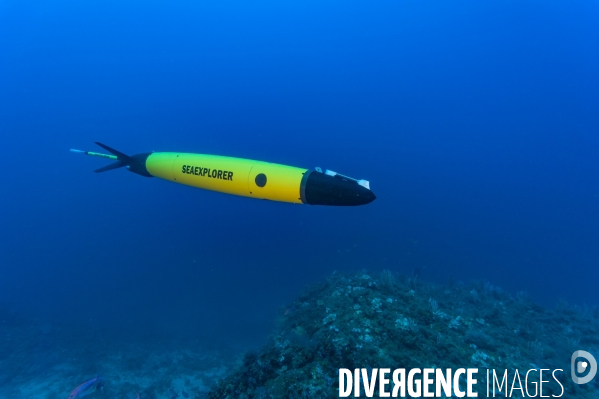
71 142 376 206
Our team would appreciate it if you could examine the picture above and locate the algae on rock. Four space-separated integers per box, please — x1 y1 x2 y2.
209 271 599 399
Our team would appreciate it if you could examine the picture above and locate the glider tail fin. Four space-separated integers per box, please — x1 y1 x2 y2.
94 161 125 173
94 142 135 164
71 143 153 177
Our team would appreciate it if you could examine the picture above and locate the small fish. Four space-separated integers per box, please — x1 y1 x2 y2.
68 376 102 399
284 306 295 315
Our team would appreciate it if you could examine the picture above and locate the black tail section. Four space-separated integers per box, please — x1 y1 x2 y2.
94 142 153 177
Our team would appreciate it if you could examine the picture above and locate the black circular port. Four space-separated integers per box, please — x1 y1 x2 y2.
255 173 267 187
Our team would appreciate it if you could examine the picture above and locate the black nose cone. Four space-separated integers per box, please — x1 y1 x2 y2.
301 171 376 206
358 187 377 205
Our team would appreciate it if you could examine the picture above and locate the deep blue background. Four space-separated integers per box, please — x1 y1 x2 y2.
1 0 598 345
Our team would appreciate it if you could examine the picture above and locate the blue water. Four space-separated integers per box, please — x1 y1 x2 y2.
1 0 598 352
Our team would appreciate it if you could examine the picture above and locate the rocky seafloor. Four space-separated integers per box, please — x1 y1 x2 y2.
2 270 599 398
0 312 235 399
208 271 599 398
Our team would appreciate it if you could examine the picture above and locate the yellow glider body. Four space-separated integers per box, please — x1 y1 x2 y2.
71 142 376 206
146 152 307 204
